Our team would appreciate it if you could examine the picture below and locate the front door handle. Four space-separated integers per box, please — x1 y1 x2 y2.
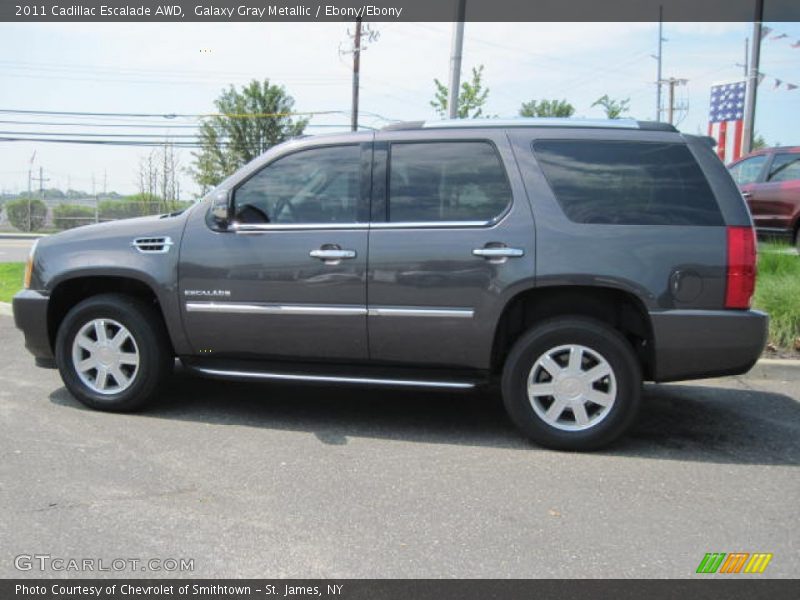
473 246 525 260
742 191 753 199
310 247 356 264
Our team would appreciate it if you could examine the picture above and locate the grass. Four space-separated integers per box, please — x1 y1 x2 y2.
0 247 798 352
754 244 800 350
0 262 24 303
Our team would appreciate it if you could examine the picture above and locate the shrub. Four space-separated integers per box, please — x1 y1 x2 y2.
53 204 95 230
4 198 48 231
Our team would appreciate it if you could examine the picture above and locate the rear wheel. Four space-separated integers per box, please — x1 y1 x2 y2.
55 293 172 411
501 317 642 450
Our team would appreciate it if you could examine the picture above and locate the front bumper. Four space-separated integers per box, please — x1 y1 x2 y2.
12 289 55 368
649 309 768 382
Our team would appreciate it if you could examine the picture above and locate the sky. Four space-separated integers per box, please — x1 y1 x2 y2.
0 20 798 197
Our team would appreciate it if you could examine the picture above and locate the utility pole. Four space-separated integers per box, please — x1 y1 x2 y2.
447 0 467 119
30 166 49 233
27 151 35 233
340 20 378 132
659 77 689 125
655 5 664 121
351 17 361 132
742 0 763 156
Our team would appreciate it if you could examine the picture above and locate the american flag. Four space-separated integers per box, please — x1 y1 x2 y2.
708 81 746 163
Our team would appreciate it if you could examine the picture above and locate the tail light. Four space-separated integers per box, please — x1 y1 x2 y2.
23 239 38 289
725 226 757 309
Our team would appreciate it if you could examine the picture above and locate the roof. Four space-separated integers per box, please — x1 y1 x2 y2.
382 118 677 133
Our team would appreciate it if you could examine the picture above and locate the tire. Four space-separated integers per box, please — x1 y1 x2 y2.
55 293 172 412
501 317 642 451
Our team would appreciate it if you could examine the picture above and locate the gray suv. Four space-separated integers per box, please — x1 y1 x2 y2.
13 118 768 450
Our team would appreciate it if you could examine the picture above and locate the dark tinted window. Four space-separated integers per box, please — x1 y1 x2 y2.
768 153 800 183
388 142 512 222
234 145 360 224
533 140 723 226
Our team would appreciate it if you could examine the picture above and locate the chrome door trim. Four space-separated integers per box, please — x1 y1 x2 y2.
193 367 475 389
231 222 369 232
185 302 367 316
368 307 474 318
186 303 474 319
369 220 490 229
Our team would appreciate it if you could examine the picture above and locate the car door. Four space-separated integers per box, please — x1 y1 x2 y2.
728 153 770 226
366 130 535 370
752 152 800 232
179 141 371 361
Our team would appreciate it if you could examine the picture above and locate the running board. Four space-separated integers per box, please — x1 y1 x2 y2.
188 366 476 390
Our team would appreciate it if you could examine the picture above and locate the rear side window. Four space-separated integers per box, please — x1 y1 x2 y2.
729 154 767 185
767 153 800 183
533 140 723 226
388 141 512 223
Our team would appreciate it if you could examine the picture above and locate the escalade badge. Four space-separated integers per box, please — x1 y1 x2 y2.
184 290 231 297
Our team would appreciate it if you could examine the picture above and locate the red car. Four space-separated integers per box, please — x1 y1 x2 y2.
728 146 800 248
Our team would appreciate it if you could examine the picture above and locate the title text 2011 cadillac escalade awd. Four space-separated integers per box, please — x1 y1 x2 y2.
13 118 768 450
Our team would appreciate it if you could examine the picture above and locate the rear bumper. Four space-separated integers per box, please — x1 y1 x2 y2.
650 309 768 382
12 289 55 367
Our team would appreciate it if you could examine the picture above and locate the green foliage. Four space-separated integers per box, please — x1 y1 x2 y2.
0 262 25 303
592 94 631 119
519 99 575 118
192 79 308 191
753 244 800 349
4 198 47 232
53 204 95 230
431 65 490 119
752 132 768 151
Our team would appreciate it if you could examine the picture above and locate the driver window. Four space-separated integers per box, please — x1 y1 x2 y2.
233 145 361 225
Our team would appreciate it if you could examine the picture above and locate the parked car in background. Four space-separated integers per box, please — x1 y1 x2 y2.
728 147 800 248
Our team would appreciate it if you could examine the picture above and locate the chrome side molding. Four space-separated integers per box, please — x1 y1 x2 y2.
192 367 476 389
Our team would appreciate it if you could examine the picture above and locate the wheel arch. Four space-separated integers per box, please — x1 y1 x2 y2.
47 272 176 356
490 284 655 379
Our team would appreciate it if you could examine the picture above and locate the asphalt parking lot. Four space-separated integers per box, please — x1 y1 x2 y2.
0 314 798 578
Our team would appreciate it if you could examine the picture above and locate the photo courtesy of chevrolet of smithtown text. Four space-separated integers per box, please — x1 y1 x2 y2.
0 0 798 598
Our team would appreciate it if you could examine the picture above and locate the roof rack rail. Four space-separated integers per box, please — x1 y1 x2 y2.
380 118 678 133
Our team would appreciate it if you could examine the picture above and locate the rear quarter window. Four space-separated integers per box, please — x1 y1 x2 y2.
532 140 724 226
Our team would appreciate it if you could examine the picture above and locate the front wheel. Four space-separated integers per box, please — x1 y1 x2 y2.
55 293 172 411
501 317 642 451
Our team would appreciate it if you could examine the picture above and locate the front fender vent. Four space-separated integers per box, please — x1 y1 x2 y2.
132 236 173 254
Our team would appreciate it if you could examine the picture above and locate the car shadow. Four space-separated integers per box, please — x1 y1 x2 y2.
49 368 800 466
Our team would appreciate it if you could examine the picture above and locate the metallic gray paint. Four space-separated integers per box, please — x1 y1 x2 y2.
12 124 768 384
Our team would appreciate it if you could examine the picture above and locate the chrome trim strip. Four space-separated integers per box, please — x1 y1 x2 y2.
185 302 367 316
369 220 490 229
368 307 474 318
232 222 369 232
193 367 475 389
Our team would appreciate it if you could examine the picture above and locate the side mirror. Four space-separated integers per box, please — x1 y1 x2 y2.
208 189 232 230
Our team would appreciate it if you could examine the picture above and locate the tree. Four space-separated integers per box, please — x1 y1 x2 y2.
192 79 309 192
431 65 490 119
519 99 575 118
752 132 767 151
5 198 47 232
592 95 630 119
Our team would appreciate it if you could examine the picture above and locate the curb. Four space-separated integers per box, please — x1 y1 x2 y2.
0 233 48 240
0 302 11 317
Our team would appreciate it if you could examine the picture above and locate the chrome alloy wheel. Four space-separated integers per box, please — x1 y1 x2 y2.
526 344 617 432
71 318 140 395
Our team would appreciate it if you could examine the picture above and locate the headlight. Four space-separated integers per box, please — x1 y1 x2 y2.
23 239 39 289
